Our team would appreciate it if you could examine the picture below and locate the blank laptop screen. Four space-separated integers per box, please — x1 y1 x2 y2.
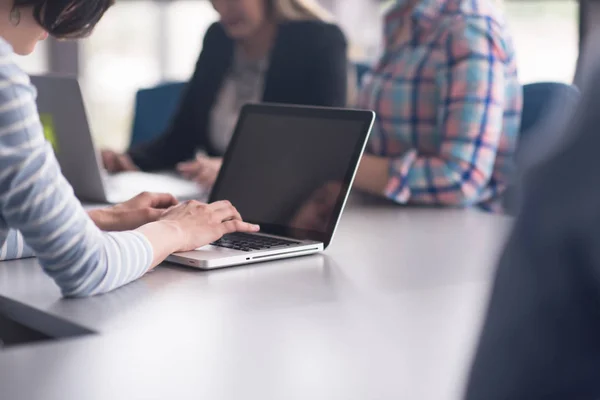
210 105 372 245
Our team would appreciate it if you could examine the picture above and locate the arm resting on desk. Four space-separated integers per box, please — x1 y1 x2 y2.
0 67 156 297
355 22 513 207
0 230 34 260
0 202 174 262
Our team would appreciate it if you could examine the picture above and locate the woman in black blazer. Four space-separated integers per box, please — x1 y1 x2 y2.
102 0 348 187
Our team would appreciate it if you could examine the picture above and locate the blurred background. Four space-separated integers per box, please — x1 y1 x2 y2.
14 0 585 152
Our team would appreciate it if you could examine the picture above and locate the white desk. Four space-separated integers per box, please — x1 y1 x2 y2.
0 197 511 400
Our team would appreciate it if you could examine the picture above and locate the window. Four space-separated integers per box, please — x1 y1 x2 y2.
504 0 579 84
165 0 219 80
79 1 219 151
326 0 383 62
43 0 581 152
327 0 579 84
80 2 162 151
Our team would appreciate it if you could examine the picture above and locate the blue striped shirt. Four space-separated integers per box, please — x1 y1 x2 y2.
0 38 154 297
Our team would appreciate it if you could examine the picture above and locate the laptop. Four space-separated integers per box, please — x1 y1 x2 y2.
167 103 374 269
29 75 204 204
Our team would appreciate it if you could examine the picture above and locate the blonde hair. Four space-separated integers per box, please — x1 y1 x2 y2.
270 0 334 22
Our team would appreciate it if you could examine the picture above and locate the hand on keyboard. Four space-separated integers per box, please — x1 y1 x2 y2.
158 200 260 252
212 232 299 252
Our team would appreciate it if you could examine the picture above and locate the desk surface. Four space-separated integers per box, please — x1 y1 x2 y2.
0 197 511 400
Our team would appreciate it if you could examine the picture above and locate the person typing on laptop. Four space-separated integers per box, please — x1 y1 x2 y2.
0 0 258 297
164 104 373 270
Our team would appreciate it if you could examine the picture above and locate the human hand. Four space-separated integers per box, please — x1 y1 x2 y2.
101 150 139 173
177 155 223 187
89 192 178 231
159 200 259 252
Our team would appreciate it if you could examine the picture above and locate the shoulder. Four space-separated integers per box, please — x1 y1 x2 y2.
202 22 229 46
440 2 516 62
0 39 32 90
279 20 346 48
0 42 45 169
0 40 36 121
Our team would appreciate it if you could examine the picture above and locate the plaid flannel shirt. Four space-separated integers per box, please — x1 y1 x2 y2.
357 0 522 211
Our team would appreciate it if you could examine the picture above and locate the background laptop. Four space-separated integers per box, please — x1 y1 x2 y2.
29 75 203 204
167 103 374 269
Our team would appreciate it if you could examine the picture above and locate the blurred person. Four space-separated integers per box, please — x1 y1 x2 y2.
464 34 600 400
353 0 522 212
0 0 258 297
102 0 348 187
289 181 343 235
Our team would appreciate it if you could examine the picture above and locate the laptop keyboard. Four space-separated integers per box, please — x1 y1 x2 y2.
212 232 300 252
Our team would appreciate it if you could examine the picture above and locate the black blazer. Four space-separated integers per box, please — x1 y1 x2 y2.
129 20 348 171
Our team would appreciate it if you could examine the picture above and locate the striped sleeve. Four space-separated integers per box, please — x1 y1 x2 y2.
0 229 35 260
0 53 154 297
385 19 507 206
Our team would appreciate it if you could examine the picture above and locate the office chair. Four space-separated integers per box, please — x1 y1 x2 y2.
519 82 580 141
129 81 186 148
504 82 581 214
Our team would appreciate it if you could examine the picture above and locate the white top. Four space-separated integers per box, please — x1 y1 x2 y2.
209 49 268 154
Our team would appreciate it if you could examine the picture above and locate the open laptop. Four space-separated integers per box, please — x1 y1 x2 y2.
29 75 204 204
167 103 374 269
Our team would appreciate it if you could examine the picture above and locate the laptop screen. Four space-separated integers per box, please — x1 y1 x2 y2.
210 104 373 247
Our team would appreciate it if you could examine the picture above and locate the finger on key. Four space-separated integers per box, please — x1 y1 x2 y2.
208 200 233 211
212 206 242 223
221 220 260 235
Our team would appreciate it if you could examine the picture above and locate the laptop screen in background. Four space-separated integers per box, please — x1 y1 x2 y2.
210 106 371 244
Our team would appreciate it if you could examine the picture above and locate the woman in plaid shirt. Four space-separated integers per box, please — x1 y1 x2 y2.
354 0 522 211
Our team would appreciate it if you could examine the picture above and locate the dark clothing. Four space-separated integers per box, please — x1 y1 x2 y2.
128 20 348 171
465 52 600 399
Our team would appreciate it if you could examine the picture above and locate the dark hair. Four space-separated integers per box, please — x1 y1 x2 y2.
13 0 114 39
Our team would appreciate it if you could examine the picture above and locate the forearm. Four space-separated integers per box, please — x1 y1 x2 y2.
87 208 115 231
13 193 154 298
136 220 183 267
354 155 390 196
0 73 155 297
17 193 155 297
357 152 491 206
88 206 165 233
0 230 35 261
